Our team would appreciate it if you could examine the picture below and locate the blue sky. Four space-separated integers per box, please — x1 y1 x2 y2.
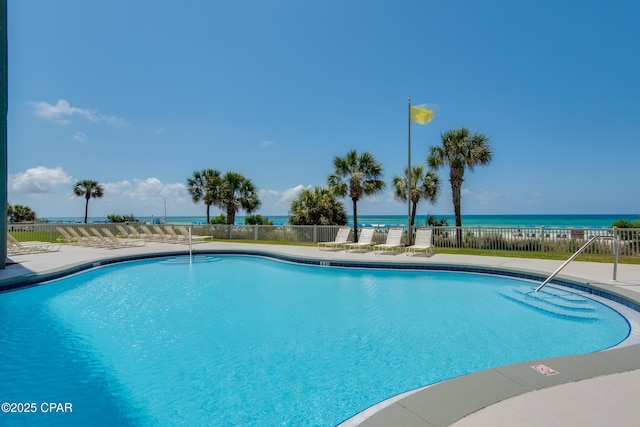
7 0 640 219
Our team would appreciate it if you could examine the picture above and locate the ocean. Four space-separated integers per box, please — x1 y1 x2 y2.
41 214 639 228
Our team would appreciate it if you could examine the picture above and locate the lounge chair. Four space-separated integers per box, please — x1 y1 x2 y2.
128 225 149 239
373 228 405 253
87 228 120 248
405 228 434 256
139 225 161 240
57 226 79 244
176 226 208 243
102 228 146 247
344 228 375 252
318 227 351 250
164 226 188 243
7 234 61 255
153 225 180 243
116 224 134 238
66 227 94 246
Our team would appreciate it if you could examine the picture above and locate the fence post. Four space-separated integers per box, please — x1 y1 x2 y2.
613 227 619 281
541 226 545 252
254 225 259 240
313 225 317 243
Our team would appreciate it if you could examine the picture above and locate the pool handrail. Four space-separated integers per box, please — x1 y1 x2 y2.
536 235 619 292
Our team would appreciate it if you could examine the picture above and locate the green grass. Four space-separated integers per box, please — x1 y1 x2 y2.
9 233 639 265
207 239 640 264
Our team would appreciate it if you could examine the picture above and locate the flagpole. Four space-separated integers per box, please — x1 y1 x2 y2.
407 98 412 246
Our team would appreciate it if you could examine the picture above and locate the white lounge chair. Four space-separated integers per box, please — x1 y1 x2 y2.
318 227 351 250
373 228 405 253
102 228 146 247
176 226 208 243
139 225 161 240
57 227 79 245
89 228 122 248
405 228 434 256
344 228 375 252
128 225 150 239
164 226 188 243
116 224 135 238
66 227 94 246
7 234 61 255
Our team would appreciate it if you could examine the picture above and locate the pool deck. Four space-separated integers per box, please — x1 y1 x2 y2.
3 241 640 426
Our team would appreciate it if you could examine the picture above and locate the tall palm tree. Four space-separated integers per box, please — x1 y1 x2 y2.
186 169 222 223
217 171 261 226
289 186 347 225
73 179 104 223
427 127 492 244
392 165 440 228
328 150 385 241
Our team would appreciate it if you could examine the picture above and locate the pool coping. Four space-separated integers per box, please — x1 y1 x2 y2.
3 245 640 426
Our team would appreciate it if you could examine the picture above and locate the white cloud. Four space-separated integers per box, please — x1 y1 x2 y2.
119 178 188 204
257 184 312 214
8 166 73 193
260 140 274 147
31 99 127 127
73 131 87 142
155 128 167 134
279 184 310 202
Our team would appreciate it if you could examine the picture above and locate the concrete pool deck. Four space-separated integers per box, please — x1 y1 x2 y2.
3 241 640 426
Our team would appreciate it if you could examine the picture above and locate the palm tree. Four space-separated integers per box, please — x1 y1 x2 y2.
427 127 492 245
217 171 261 226
392 165 440 228
328 150 385 241
186 169 222 223
73 179 104 223
289 186 348 225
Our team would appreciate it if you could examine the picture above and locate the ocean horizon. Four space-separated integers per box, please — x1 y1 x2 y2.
40 213 639 228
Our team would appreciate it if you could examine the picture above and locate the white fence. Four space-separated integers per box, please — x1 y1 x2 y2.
7 223 640 257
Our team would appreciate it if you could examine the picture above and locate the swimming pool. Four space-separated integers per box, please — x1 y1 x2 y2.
0 255 631 426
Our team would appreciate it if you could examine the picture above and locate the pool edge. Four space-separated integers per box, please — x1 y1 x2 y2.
3 247 640 427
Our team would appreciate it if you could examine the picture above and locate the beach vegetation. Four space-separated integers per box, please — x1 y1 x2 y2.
209 214 227 225
392 166 440 227
289 186 348 226
107 214 138 223
187 169 222 224
427 127 492 245
612 218 640 228
244 214 273 225
7 204 36 223
328 150 385 241
73 179 104 224
218 171 261 226
426 215 449 227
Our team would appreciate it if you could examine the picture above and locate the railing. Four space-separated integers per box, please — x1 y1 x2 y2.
535 235 619 292
6 223 640 257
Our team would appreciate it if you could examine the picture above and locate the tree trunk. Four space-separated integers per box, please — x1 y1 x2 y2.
450 165 465 247
206 204 211 224
352 199 359 242
411 201 417 227
226 205 235 239
84 196 90 223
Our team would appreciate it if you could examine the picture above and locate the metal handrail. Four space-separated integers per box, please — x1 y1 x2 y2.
535 235 619 292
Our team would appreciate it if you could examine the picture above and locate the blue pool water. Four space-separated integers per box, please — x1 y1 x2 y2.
0 255 631 426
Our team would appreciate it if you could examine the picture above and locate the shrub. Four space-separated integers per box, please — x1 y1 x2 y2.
107 214 138 223
244 214 273 225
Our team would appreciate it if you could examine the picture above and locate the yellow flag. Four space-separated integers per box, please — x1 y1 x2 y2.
410 104 434 125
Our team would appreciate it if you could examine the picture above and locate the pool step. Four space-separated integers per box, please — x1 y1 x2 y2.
498 286 600 322
159 256 222 264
